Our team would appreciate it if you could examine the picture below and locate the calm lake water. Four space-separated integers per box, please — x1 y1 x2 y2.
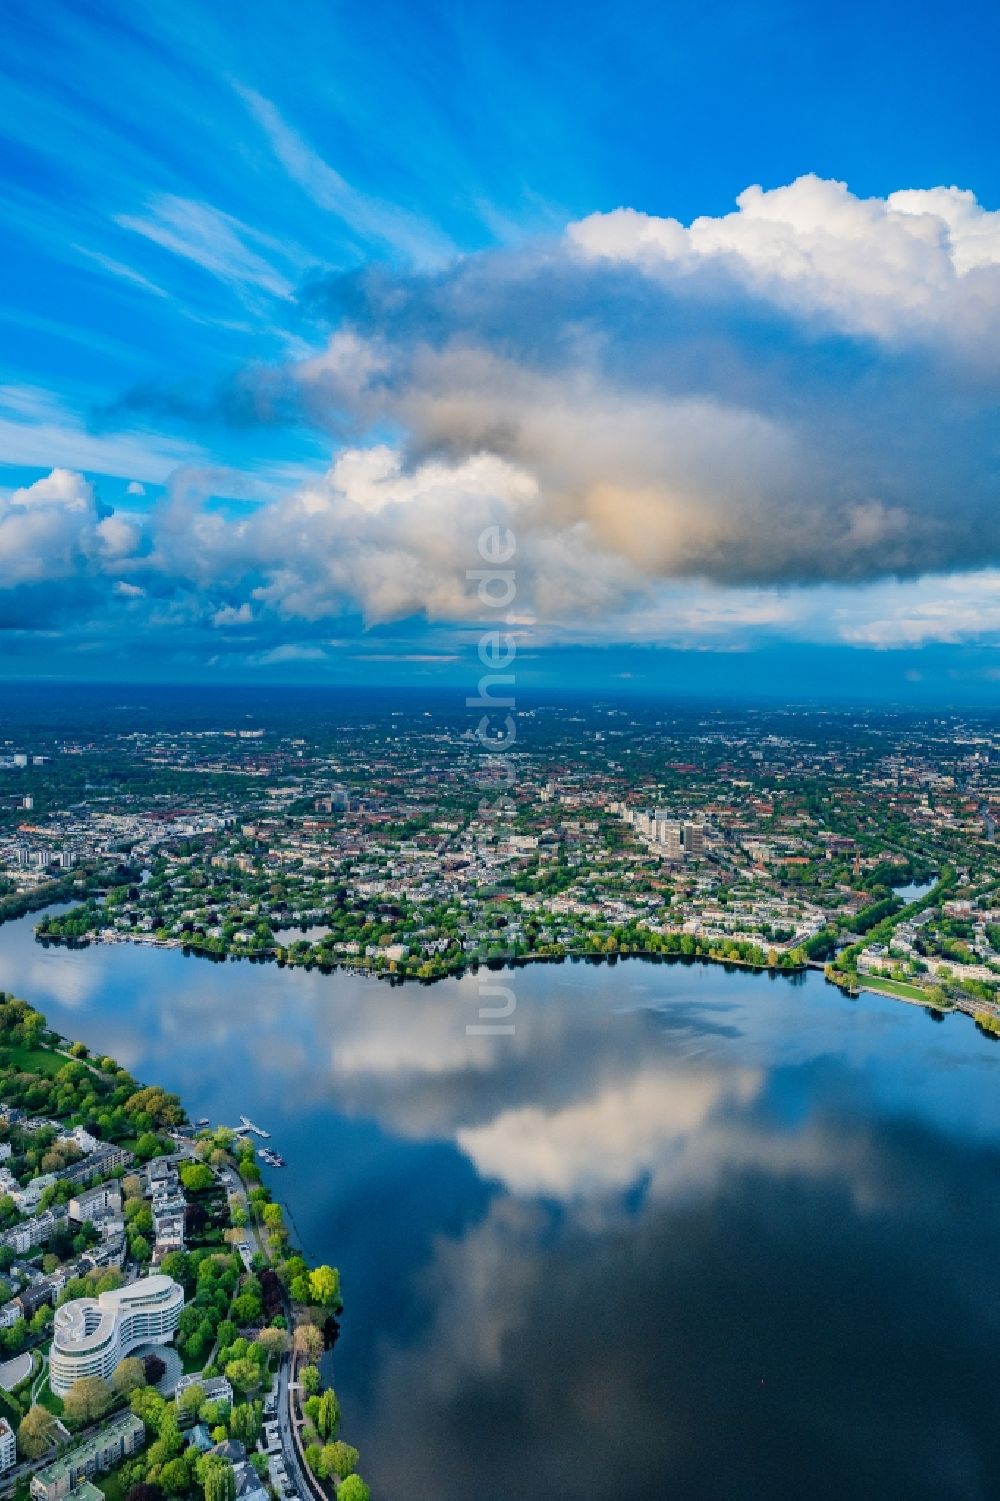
893 877 937 904
1 908 1000 1500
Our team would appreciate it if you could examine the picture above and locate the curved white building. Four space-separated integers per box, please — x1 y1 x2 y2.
50 1274 184 1396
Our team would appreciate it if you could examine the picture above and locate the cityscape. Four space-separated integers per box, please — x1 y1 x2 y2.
0 701 994 1019
2 0 1000 1498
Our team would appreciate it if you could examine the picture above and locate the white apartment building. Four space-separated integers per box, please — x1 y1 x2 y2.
657 820 684 859
0 1206 66 1256
68 1183 122 1225
175 1372 233 1408
49 1273 184 1396
0 1416 16 1474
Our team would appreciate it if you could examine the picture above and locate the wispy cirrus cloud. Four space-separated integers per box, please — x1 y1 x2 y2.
235 87 458 267
0 385 202 483
115 195 305 299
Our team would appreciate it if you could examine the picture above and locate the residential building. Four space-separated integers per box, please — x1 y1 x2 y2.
49 1274 184 1396
147 1158 177 1190
151 1212 185 1264
176 1373 233 1409
60 1146 132 1190
12 1174 57 1214
234 1460 269 1501
30 1414 145 1501
15 1282 54 1320
657 821 684 859
0 1416 16 1474
0 1206 67 1256
68 1183 122 1225
0 1300 23 1329
683 822 706 857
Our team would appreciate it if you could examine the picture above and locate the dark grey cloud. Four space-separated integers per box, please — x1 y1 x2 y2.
289 219 1000 586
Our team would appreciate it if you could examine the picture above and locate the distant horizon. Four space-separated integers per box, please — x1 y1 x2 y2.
0 660 997 711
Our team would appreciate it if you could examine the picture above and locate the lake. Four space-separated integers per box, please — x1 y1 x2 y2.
1 907 1000 1500
892 877 937 904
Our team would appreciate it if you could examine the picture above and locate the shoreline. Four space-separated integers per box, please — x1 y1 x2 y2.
33 923 811 983
24 913 988 1028
9 899 996 1037
0 999 362 1500
856 980 945 1010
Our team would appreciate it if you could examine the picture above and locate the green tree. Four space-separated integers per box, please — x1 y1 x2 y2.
336 1477 370 1501
224 1357 261 1394
134 1132 163 1162
299 1364 321 1394
231 1289 262 1324
308 1265 341 1308
17 1405 57 1459
159 1456 192 1496
64 1374 113 1425
160 1251 192 1288
197 1454 236 1501
177 1382 206 1423
230 1401 262 1446
113 1357 148 1395
255 1327 289 1360
146 1412 183 1468
125 1086 183 1128
198 1398 231 1429
320 1441 358 1480
180 1161 214 1194
315 1388 340 1440
131 1386 169 1431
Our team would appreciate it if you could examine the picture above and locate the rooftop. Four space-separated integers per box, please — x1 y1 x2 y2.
32 1413 143 1486
53 1274 182 1356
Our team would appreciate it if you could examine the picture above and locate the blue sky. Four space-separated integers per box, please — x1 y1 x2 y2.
1 0 999 696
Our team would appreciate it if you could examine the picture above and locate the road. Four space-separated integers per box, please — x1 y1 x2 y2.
274 1349 323 1501
217 1164 325 1501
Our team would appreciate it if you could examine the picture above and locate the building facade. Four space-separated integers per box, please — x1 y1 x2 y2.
0 1416 16 1474
68 1182 122 1225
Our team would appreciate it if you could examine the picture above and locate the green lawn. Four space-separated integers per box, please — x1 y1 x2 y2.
863 977 936 1003
0 1044 66 1078
34 1377 64 1416
95 1458 132 1501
